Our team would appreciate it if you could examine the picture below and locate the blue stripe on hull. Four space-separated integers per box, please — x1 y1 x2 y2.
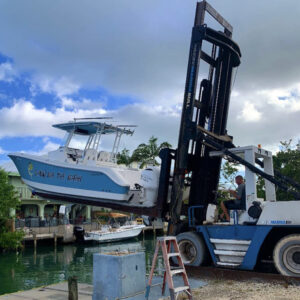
10 155 129 195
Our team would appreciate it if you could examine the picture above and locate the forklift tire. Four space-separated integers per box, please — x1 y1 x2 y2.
273 234 300 277
176 231 208 267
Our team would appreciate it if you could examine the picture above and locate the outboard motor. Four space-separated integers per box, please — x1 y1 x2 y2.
139 166 160 206
73 226 85 242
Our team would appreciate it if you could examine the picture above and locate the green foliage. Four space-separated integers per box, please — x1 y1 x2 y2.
0 169 20 224
0 168 23 251
216 161 239 213
117 136 172 169
116 148 131 166
131 136 171 169
255 140 300 201
221 161 239 188
273 140 300 201
0 231 24 251
256 175 265 199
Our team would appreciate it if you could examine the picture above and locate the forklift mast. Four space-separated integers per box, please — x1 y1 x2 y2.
169 1 241 228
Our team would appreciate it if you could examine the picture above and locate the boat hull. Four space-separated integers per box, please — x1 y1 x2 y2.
9 153 133 202
84 225 145 243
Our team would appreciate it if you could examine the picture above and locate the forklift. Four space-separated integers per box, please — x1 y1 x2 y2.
161 1 300 277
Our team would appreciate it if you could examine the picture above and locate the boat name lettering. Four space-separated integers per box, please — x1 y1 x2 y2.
47 172 54 178
57 172 65 179
67 175 82 182
35 170 46 177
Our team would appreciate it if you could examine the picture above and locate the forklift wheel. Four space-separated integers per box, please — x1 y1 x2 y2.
176 231 208 267
273 234 300 277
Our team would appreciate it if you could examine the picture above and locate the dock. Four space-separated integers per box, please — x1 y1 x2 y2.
0 277 205 299
0 282 92 300
23 233 63 248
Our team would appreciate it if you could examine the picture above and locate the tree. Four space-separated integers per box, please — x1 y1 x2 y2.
0 169 20 224
221 161 239 188
272 140 300 201
116 148 131 166
217 161 239 211
131 136 172 169
255 140 300 201
0 169 24 251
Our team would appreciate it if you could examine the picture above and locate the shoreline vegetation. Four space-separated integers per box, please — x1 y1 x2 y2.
0 168 24 252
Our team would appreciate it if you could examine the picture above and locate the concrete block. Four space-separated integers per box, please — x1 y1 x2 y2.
93 251 145 300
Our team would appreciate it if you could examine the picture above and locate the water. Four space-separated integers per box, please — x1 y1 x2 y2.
0 236 159 296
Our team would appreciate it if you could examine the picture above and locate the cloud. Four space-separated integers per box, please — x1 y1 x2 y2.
0 99 107 138
61 96 107 111
239 102 262 122
228 84 300 150
0 146 6 154
1 0 300 156
30 75 80 97
0 84 299 157
1 0 300 106
0 62 16 82
0 97 180 155
30 140 61 155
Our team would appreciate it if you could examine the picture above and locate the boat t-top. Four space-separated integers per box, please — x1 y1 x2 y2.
9 118 161 210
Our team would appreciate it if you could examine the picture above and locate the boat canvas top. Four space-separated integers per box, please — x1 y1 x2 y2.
53 121 134 136
93 212 130 218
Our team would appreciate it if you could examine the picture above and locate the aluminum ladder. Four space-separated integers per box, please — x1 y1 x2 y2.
145 236 193 300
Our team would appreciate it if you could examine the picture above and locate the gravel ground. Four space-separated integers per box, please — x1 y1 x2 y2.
160 278 300 300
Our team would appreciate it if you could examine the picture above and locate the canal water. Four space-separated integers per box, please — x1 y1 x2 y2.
0 235 162 296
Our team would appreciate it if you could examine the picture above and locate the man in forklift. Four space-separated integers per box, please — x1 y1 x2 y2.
220 175 246 222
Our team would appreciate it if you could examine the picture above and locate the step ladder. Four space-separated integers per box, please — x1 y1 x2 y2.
145 236 193 300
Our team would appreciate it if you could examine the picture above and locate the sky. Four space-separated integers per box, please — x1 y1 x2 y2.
0 0 300 168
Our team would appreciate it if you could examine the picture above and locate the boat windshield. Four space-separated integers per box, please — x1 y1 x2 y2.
61 132 70 147
68 134 89 150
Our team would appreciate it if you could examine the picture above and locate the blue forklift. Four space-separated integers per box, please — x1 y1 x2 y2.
161 1 300 277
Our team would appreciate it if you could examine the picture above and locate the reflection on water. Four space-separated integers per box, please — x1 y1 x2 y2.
0 236 163 295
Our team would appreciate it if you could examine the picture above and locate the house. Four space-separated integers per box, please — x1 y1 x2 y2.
7 171 93 225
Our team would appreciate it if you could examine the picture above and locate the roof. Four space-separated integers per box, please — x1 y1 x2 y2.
53 121 134 135
1 161 18 173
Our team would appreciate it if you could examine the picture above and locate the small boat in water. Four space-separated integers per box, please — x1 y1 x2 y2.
9 119 161 209
74 213 145 243
83 224 145 243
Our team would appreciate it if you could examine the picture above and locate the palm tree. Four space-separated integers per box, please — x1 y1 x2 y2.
116 148 131 166
131 136 171 169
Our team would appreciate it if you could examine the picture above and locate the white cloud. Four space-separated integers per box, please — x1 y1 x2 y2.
239 101 262 122
0 146 6 154
0 98 180 154
0 0 300 156
0 99 107 138
30 75 80 97
1 0 300 105
30 141 60 155
228 84 300 150
61 96 107 111
0 62 16 82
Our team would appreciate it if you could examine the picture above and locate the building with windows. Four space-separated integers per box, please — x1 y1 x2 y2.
8 171 93 225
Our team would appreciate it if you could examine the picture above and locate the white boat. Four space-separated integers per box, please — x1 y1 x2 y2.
9 119 161 210
83 224 146 243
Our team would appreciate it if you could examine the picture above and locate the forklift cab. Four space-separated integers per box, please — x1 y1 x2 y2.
210 145 276 224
